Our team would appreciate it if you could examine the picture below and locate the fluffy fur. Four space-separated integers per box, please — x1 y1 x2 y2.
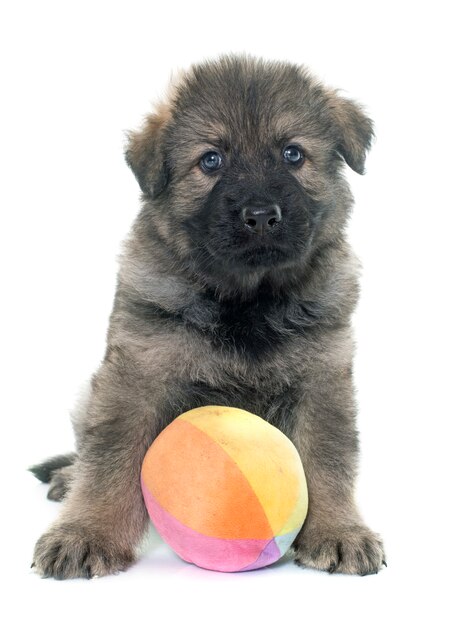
31 55 385 578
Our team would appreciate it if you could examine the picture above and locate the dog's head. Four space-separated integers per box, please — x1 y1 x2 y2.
126 56 373 290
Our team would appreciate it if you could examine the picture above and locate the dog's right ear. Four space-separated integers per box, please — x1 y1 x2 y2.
125 105 171 199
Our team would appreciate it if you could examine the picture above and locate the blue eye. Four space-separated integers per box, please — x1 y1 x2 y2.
200 151 223 172
283 145 304 165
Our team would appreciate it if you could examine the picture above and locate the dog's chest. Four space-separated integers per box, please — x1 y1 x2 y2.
216 305 285 357
210 293 310 360
158 297 309 438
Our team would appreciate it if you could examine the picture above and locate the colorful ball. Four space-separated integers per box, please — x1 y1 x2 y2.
141 406 308 572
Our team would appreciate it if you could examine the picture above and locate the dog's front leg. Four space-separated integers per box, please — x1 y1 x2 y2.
32 358 159 579
291 352 386 575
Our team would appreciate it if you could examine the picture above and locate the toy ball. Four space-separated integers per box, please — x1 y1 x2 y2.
141 406 308 572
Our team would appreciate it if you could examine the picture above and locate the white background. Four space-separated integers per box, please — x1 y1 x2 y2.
1 0 447 624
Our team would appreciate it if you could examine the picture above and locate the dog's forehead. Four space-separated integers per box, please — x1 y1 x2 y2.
170 60 331 150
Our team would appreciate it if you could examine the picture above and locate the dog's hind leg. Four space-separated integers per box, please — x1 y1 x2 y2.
29 453 78 502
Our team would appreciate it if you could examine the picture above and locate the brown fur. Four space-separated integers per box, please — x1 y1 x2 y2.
31 55 385 578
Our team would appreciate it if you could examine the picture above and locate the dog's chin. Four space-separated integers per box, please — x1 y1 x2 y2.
235 246 289 268
212 243 297 272
197 240 306 294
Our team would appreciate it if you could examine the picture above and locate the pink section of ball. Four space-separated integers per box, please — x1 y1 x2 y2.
142 479 277 572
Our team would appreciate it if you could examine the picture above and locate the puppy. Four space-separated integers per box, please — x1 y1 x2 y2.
31 55 385 578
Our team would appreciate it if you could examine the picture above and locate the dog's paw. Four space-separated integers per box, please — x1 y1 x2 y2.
293 523 386 576
32 523 135 579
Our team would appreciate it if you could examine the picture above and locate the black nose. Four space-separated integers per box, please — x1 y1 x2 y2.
241 204 282 235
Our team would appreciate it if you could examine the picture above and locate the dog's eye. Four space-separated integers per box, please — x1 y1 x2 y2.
200 151 223 173
282 145 305 166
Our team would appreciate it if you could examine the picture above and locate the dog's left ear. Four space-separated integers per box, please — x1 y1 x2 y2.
327 91 374 174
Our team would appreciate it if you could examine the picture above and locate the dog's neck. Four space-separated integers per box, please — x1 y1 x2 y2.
116 230 359 334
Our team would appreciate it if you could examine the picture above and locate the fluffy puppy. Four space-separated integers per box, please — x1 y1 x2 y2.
31 55 385 578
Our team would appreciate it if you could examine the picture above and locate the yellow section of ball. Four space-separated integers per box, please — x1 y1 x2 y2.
179 406 308 536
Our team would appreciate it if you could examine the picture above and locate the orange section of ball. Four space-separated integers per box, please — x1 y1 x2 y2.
141 418 274 540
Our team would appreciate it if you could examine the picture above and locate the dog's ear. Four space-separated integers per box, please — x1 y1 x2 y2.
125 105 171 198
327 91 374 174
